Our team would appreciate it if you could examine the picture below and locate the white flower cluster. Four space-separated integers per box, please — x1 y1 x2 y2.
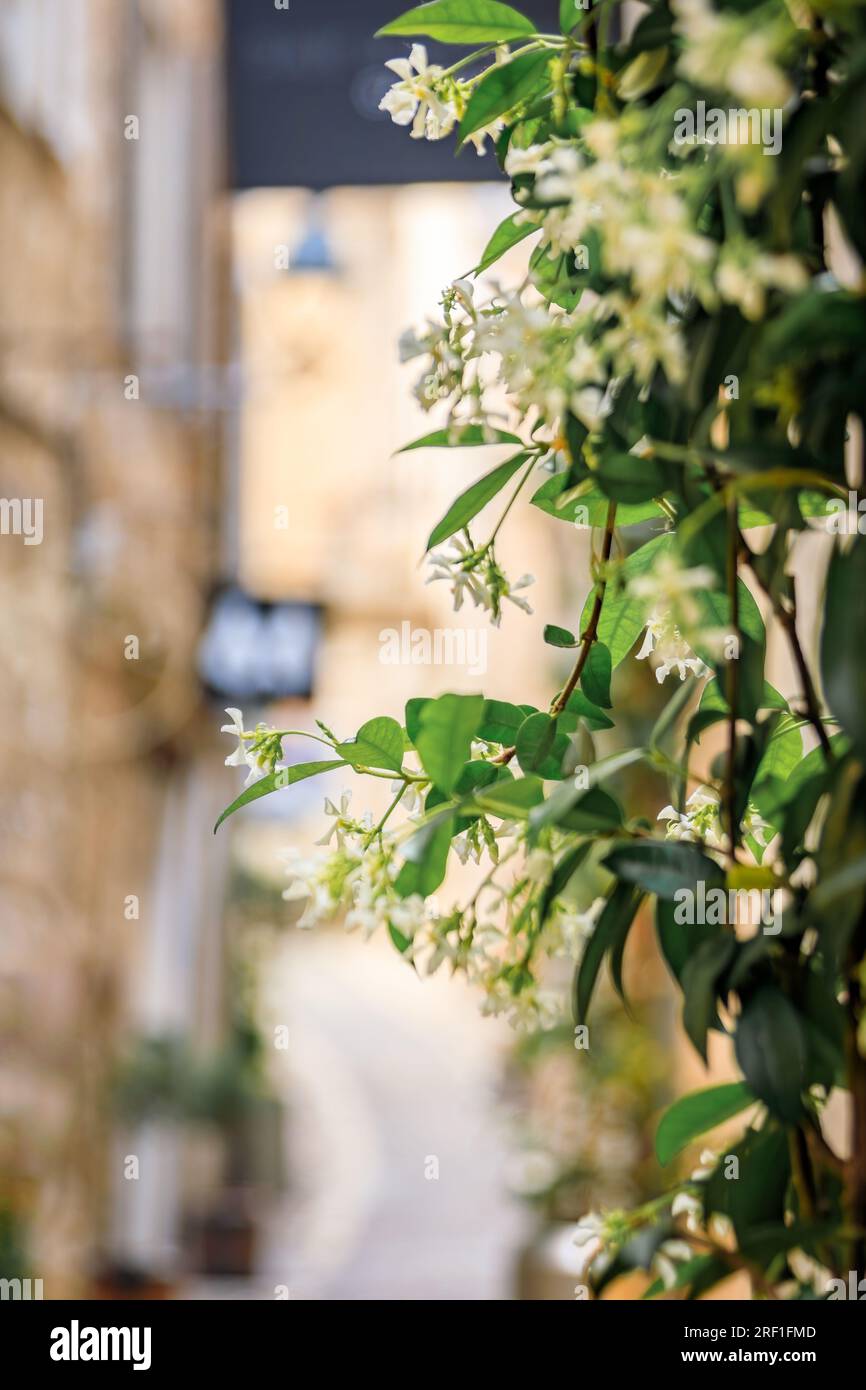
658 786 725 846
380 44 504 154
629 553 723 684
672 0 795 109
279 787 600 1031
281 789 433 938
426 535 535 626
716 240 808 321
658 785 771 849
221 707 284 787
525 126 717 311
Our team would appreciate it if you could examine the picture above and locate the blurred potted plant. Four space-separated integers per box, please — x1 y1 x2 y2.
112 1007 285 1279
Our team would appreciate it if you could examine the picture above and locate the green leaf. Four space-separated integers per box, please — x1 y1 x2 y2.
603 839 725 900
531 472 665 529
538 842 591 926
695 578 766 662
702 1125 791 1242
529 241 584 311
699 678 788 715
655 896 722 985
478 698 533 744
405 696 430 744
459 50 550 143
810 855 866 914
415 694 484 793
574 882 643 1023
751 714 803 800
579 533 673 669
473 212 538 275
735 987 809 1124
822 536 866 757
655 1083 757 1166
581 642 612 709
515 711 564 775
426 453 527 550
529 783 623 839
377 0 537 43
712 631 765 725
214 760 347 833
398 424 522 451
388 922 412 955
785 733 849 800
560 688 614 730
543 623 577 648
526 749 642 837
559 0 583 33
338 716 405 773
474 774 545 818
560 786 624 834
395 811 455 897
596 450 668 505
681 934 736 1061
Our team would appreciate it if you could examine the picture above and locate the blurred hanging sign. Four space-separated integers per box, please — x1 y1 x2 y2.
226 0 553 190
198 586 322 703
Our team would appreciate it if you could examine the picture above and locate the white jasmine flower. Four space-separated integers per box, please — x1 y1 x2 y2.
630 553 716 631
571 384 608 432
568 339 605 386
630 553 722 680
221 706 249 766
658 786 724 847
221 706 265 786
450 277 476 314
426 537 534 626
717 245 808 321
727 32 793 109
504 142 552 177
453 830 482 866
742 802 772 847
390 778 423 815
583 118 620 162
573 1212 606 1279
380 45 455 141
551 897 605 959
426 537 489 614
654 1238 693 1290
281 848 339 930
398 325 433 362
316 789 354 847
465 119 506 156
673 0 794 109
635 612 709 683
671 1190 703 1232
690 1148 717 1181
504 572 535 617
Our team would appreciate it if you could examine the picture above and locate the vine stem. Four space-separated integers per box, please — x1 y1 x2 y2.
724 493 740 859
551 499 618 715
492 500 618 765
737 535 834 761
777 598 834 759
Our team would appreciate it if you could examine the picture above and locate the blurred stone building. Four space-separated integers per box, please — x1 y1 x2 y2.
0 0 228 1293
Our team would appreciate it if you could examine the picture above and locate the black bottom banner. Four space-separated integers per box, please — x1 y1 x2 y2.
2 1295 861 1375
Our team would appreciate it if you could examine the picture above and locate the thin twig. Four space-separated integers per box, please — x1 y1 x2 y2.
725 493 740 859
492 500 618 765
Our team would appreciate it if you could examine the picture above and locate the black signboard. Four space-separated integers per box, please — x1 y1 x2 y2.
226 0 558 189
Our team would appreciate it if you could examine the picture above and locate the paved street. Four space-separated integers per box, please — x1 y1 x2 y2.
258 928 528 1300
